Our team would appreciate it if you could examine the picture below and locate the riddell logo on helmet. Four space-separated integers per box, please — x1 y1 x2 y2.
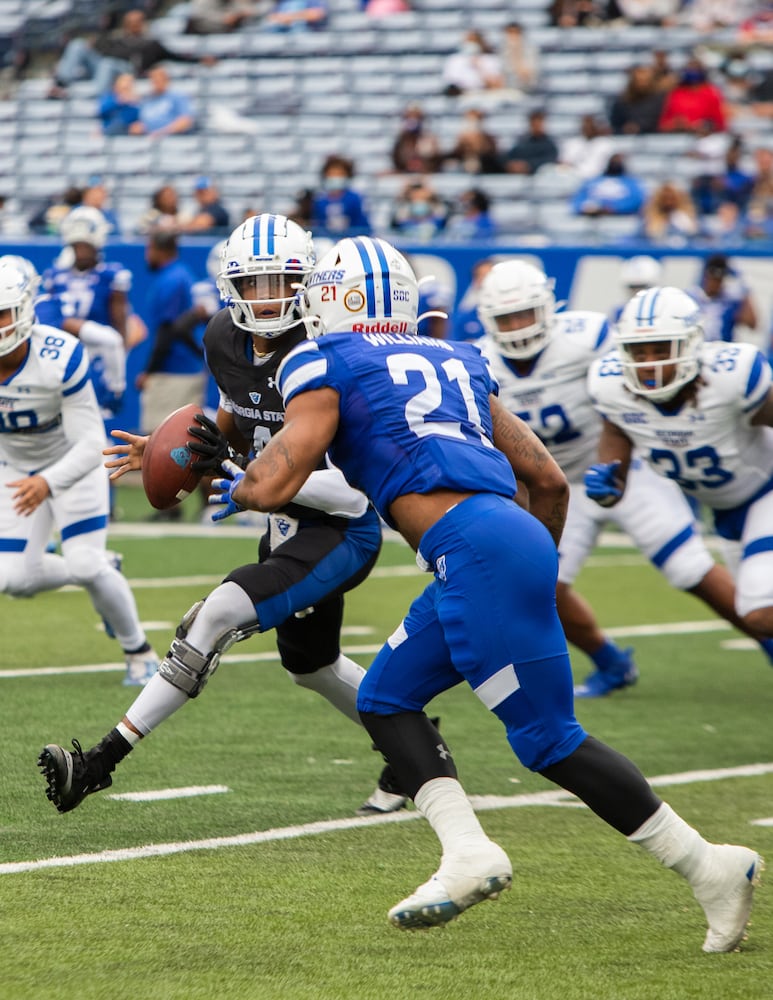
352 321 410 333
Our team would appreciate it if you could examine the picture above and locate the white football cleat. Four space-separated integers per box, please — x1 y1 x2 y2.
388 842 512 930
692 844 764 953
123 650 159 687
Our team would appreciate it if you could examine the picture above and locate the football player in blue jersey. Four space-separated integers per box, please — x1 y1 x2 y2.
41 205 131 419
38 214 409 821
203 237 758 948
0 257 158 686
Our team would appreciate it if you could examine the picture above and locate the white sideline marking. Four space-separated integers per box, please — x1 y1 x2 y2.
107 785 230 802
6 762 772 876
1 619 754 680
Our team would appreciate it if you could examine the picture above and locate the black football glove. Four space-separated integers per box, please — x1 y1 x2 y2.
187 412 247 474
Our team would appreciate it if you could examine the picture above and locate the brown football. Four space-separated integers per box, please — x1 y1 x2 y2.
141 403 203 510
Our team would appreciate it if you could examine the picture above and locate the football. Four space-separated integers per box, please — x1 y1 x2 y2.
142 403 204 510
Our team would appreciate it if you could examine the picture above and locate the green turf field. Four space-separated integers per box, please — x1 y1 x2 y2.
2 483 772 999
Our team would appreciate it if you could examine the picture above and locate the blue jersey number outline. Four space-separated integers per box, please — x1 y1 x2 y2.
650 444 734 491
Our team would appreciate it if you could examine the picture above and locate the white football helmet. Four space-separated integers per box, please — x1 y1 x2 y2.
217 214 315 339
615 286 703 402
0 259 36 357
620 254 662 291
0 254 40 299
59 205 111 249
477 259 555 360
301 237 419 338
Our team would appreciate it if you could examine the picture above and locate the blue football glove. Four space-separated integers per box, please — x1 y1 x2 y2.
584 461 624 508
208 458 246 522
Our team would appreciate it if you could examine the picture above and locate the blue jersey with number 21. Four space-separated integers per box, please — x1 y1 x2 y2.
278 332 517 528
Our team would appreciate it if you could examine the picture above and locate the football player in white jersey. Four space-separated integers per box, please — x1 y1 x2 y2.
587 285 773 647
0 258 159 685
477 260 773 698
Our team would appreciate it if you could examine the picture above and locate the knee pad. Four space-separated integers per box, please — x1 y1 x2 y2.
659 534 714 591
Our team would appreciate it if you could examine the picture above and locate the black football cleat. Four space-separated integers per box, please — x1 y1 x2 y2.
38 739 113 814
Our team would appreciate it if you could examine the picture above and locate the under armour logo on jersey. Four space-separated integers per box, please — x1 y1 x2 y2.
249 392 261 404
436 554 447 581
267 377 276 390
437 743 450 761
170 446 191 468
274 517 293 536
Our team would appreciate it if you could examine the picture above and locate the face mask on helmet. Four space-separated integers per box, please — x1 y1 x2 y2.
217 214 316 339
59 206 110 250
477 260 555 360
615 286 703 402
0 262 36 357
300 237 419 338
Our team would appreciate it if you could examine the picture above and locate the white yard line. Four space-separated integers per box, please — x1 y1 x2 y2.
4 762 771 876
0 618 742 680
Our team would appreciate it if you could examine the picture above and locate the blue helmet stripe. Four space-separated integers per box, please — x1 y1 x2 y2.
252 216 261 257
265 214 276 256
370 238 392 318
352 238 377 316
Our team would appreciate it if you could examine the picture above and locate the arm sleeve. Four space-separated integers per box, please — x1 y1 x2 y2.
41 381 105 496
291 466 369 518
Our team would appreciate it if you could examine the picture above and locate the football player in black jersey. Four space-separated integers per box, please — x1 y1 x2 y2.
39 214 406 817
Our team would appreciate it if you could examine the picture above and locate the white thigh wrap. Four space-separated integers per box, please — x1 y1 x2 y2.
735 490 773 617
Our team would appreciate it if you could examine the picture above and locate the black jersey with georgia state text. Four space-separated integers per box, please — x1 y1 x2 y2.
202 310 331 521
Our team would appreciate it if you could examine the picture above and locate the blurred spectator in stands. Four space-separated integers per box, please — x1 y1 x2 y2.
135 184 192 235
442 30 505 99
658 58 727 133
28 185 83 236
747 145 773 221
571 153 646 217
390 179 449 241
177 177 231 235
700 198 748 244
549 0 605 27
650 49 679 93
262 0 328 32
364 0 411 14
444 108 503 175
129 66 196 138
449 257 496 343
504 109 559 175
610 254 662 321
499 21 539 95
0 194 28 237
559 114 616 180
738 6 773 43
311 155 371 236
612 0 681 24
391 104 443 174
49 8 212 99
445 188 497 241
639 180 699 243
690 134 754 216
687 254 758 342
81 176 122 236
609 64 665 134
720 50 773 121
98 72 140 136
185 0 263 33
288 187 314 229
686 0 751 31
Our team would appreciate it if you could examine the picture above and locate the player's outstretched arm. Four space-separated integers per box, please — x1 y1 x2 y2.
584 418 633 508
103 430 149 481
233 388 340 513
490 396 569 547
